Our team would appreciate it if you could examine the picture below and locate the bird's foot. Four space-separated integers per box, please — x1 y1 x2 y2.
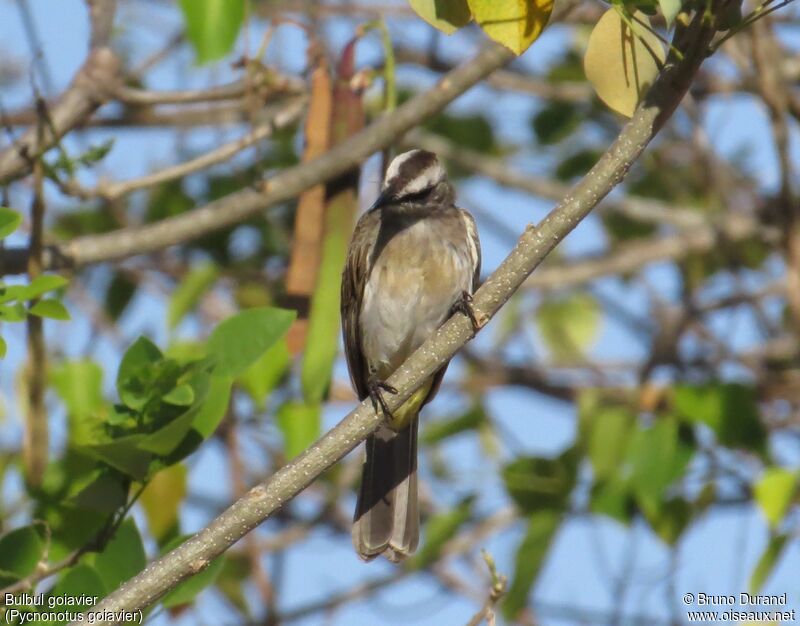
450 290 481 334
367 377 398 418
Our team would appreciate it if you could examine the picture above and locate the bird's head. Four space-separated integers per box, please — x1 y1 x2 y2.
369 149 453 212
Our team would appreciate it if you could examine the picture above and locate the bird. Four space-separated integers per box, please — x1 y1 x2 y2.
341 149 481 562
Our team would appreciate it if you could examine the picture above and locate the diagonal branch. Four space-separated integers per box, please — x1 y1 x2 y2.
94 97 307 201
526 213 775 291
0 42 514 275
70 11 718 626
404 130 708 230
0 1 120 184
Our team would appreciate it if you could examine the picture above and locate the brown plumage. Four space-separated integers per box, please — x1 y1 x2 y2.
341 150 481 562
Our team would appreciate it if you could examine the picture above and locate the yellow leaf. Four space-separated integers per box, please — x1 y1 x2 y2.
754 467 797 529
583 9 666 117
409 0 472 34
469 0 553 55
140 463 187 542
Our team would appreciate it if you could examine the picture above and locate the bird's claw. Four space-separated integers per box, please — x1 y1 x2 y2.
367 378 398 418
451 290 481 334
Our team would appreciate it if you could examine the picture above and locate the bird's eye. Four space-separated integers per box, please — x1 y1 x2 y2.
399 186 433 203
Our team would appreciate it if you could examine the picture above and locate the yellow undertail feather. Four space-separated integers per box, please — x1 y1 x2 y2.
387 378 434 431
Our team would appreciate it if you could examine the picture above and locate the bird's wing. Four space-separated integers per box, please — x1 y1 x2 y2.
341 210 379 400
421 208 482 413
459 208 482 291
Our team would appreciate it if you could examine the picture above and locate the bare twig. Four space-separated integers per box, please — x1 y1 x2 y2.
464 551 507 626
95 97 306 201
0 1 120 183
526 213 774 291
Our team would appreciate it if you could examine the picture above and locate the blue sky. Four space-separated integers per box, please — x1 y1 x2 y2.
1 1 799 625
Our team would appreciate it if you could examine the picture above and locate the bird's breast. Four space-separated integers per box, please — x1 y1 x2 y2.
359 214 473 378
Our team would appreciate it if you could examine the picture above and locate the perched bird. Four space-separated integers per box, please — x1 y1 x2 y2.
341 149 481 562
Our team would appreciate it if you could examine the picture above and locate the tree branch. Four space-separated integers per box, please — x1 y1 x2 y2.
0 41 514 275
404 130 708 231
0 1 120 184
70 11 718 625
526 213 774 291
94 97 306 201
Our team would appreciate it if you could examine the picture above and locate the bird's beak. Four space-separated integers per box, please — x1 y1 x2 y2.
369 188 392 211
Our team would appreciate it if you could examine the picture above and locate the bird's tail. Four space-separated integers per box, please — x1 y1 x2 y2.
352 419 419 562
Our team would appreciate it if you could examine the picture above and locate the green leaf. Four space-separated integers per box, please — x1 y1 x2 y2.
163 383 195 406
646 497 691 545
105 271 137 321
0 207 21 239
117 336 163 411
0 285 24 305
531 103 581 145
424 112 498 157
141 464 187 543
586 405 634 480
749 534 788 594
145 181 193 224
78 435 153 481
29 298 70 321
77 138 114 167
409 0 472 34
168 263 219 329
468 0 553 55
674 382 766 452
590 478 635 524
238 339 289 410
93 518 146 591
207 306 295 377
107 404 136 427
36 499 108 562
410 498 473 569
0 526 44 587
7 274 69 301
215 553 250 614
602 210 657 242
48 139 115 176
754 468 797 529
421 404 486 445
69 471 128 514
137 402 203 456
187 375 231 442
276 402 321 460
166 340 206 363
501 448 579 514
301 195 351 404
628 416 691 518
52 207 119 239
535 293 601 362
503 511 561 619
47 564 107 623
179 0 245 64
583 9 666 117
0 336 6 359
0 302 27 322
555 149 602 181
51 360 106 444
160 536 225 608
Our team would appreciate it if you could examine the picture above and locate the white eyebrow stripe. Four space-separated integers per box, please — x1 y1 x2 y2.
383 150 420 189
397 163 444 195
